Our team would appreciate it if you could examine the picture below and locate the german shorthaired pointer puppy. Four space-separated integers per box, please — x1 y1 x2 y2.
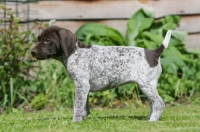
31 25 172 122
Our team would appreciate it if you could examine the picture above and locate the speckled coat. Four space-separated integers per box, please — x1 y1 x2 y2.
31 25 172 122
65 45 164 122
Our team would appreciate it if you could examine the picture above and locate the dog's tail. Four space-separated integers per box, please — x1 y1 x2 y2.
154 30 172 56
145 30 172 67
162 30 172 49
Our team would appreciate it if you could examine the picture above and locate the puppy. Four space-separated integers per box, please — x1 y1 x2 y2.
31 25 172 122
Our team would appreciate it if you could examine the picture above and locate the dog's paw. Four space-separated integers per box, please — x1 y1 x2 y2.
72 113 88 122
72 116 86 122
72 118 82 122
148 117 159 122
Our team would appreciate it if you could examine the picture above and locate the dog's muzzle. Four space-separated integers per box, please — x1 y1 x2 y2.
31 49 54 60
31 48 37 58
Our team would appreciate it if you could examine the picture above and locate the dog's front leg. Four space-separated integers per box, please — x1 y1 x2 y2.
72 79 90 122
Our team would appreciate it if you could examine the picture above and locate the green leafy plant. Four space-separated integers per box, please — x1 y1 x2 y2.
30 60 75 110
0 4 44 112
127 9 200 102
76 23 126 46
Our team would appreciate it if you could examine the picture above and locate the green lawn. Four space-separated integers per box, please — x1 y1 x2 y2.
0 105 200 132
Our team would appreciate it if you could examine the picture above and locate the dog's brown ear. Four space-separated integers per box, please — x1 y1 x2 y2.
57 29 77 57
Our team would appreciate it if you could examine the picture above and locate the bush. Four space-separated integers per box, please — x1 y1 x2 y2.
127 9 200 103
0 5 30 111
0 4 45 112
30 60 75 110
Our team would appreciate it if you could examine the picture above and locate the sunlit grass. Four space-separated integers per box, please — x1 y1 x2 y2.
0 105 200 132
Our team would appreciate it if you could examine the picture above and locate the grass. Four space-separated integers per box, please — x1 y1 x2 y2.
0 105 200 132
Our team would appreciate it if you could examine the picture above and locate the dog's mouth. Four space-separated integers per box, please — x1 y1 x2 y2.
34 55 53 60
32 53 54 60
31 48 60 60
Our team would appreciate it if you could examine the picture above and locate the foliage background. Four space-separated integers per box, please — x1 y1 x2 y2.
0 5 200 113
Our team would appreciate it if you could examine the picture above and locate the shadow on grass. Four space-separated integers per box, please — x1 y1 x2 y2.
27 117 70 121
90 115 147 121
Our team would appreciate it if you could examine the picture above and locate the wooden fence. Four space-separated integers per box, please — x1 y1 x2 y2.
1 0 200 49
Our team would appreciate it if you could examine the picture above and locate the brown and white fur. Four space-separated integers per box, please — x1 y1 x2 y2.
31 25 172 122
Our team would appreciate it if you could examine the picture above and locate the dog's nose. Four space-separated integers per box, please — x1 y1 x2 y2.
31 48 37 57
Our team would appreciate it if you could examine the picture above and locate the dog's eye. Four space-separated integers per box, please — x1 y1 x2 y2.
43 38 51 43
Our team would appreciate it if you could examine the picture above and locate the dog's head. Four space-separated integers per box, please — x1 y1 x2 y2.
31 25 82 60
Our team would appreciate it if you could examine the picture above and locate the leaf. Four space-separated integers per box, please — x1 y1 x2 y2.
172 30 188 44
175 79 181 97
126 9 155 46
164 46 186 66
162 15 181 28
143 31 163 46
148 15 181 36
30 93 47 109
76 23 126 46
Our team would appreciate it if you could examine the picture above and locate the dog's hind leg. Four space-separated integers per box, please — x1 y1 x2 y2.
138 79 165 121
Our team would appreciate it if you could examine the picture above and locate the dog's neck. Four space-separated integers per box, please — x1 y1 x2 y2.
55 40 91 67
55 53 68 68
76 41 91 49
